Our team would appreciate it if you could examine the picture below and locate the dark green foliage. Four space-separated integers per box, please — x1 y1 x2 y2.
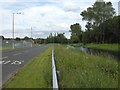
79 1 118 44
70 23 83 43
15 37 21 41
0 36 4 40
81 1 115 27
23 36 32 41
34 38 46 44
46 33 68 44
98 16 120 43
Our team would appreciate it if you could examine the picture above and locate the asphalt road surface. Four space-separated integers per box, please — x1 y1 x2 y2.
1 46 47 85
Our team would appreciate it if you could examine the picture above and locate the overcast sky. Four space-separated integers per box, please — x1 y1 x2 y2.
0 0 119 39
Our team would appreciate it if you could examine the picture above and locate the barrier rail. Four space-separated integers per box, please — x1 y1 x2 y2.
52 49 58 90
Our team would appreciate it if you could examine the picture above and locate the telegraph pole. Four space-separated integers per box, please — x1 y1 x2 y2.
12 13 15 49
31 27 33 47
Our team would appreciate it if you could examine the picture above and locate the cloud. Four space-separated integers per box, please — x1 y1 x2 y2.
0 0 118 39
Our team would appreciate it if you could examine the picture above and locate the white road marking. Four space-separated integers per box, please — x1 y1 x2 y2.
13 53 21 56
0 61 5 64
1 60 24 65
0 56 8 60
4 61 11 64
11 61 24 65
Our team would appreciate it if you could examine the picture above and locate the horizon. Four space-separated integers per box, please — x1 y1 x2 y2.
0 0 119 39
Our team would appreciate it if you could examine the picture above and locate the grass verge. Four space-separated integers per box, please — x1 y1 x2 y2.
55 45 118 88
3 47 52 88
0 46 38 53
84 44 119 52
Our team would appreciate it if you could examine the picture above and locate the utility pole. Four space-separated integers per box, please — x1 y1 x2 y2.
31 27 33 47
12 12 23 49
12 13 15 49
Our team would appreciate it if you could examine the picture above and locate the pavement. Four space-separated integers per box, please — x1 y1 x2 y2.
0 45 47 86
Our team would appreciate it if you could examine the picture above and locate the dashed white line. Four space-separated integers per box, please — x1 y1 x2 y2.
0 56 8 60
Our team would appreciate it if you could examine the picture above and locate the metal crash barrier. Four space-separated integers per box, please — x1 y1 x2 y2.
52 49 58 90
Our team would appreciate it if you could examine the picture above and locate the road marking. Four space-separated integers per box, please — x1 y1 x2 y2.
11 61 24 65
0 56 8 60
13 53 22 56
4 61 11 64
1 60 24 65
0 61 5 64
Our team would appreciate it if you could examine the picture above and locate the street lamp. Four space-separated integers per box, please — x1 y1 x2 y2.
31 27 32 47
12 12 23 49
30 26 36 47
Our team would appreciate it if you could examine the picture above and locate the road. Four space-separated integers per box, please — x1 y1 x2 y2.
0 46 47 86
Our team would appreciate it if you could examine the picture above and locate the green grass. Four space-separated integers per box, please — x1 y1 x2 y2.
0 47 14 51
3 47 52 88
0 45 21 52
84 43 119 52
70 43 83 47
54 45 118 88
0 45 38 52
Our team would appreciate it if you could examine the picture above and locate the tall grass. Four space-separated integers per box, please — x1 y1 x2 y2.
54 45 118 88
85 44 119 52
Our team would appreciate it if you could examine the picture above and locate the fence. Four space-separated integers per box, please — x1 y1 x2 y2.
1 40 34 49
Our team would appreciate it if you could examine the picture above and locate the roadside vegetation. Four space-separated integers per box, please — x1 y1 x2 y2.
1 47 17 52
1 47 23 52
84 44 119 52
54 45 118 88
70 43 119 52
3 47 52 88
1 44 39 52
0 44 12 51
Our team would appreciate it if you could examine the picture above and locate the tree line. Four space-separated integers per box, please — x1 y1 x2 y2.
70 0 120 44
46 33 68 44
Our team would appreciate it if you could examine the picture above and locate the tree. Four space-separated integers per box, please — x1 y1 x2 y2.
0 36 4 40
47 33 54 43
56 33 68 44
70 23 82 43
70 35 80 43
85 22 93 31
81 1 115 27
34 38 46 44
47 33 68 44
15 37 21 41
23 36 29 40
80 0 115 43
82 15 120 44
98 15 120 43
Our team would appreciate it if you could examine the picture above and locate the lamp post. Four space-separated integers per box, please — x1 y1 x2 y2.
31 27 32 47
30 26 36 47
12 12 23 49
